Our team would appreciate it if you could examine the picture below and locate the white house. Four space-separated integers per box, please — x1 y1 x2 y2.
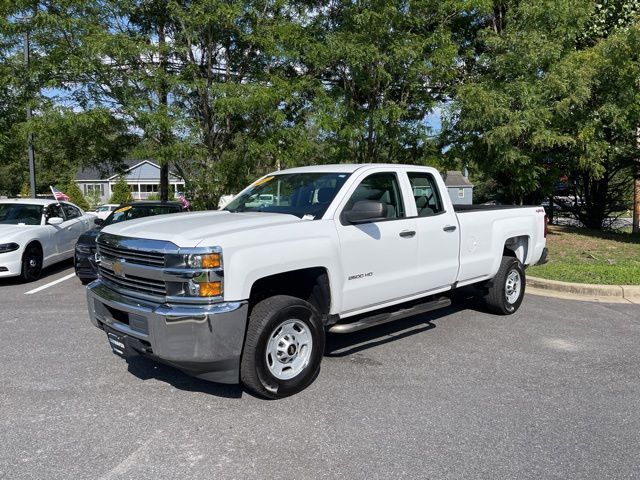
75 160 185 203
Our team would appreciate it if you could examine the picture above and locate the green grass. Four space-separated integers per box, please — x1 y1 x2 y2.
528 225 640 285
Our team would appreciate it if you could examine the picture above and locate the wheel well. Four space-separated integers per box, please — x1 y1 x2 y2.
249 267 331 320
24 240 43 257
503 236 529 264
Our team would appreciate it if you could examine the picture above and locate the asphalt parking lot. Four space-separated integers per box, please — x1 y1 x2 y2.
1 264 638 479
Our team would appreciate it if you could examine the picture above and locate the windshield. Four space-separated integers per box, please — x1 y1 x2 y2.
225 172 351 219
0 204 43 225
103 204 181 226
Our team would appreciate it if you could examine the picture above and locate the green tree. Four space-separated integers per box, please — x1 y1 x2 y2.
62 180 90 210
444 0 594 205
303 1 474 166
109 176 132 204
0 2 139 196
85 189 102 209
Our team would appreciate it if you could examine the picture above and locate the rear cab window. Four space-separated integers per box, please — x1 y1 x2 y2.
407 172 444 217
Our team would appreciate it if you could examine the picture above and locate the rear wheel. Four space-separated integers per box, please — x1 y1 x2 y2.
241 295 325 399
21 243 43 282
485 255 525 315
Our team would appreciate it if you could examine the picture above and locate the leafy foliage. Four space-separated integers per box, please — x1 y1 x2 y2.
109 176 132 204
0 0 637 229
62 180 90 210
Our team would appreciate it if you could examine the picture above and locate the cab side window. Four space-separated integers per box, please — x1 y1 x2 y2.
408 172 444 217
344 172 405 220
61 203 81 220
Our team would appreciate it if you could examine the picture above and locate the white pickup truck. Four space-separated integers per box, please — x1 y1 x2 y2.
86 164 548 398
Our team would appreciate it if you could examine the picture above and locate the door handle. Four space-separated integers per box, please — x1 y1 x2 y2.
399 230 416 238
443 225 457 232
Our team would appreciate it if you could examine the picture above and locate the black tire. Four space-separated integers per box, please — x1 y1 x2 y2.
485 255 526 315
241 295 325 399
20 243 43 282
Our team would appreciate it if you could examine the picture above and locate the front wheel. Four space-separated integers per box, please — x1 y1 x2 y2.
20 243 43 282
241 295 325 399
485 255 526 315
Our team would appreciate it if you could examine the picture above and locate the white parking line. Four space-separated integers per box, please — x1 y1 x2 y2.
24 273 76 295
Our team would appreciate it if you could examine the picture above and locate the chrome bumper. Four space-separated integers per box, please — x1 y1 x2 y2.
86 280 248 384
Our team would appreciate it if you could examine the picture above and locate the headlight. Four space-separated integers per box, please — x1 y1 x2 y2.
75 244 94 254
165 247 224 300
0 243 19 254
187 253 221 269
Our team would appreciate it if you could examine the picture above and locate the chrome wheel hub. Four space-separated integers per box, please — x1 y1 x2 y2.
505 270 521 304
265 319 313 380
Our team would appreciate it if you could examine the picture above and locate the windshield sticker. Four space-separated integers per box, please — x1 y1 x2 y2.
114 206 133 213
252 176 274 188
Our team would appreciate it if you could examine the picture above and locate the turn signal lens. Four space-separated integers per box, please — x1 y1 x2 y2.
199 281 222 297
201 253 221 269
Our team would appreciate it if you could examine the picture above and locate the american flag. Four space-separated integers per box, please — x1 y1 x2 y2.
178 192 190 210
50 186 70 201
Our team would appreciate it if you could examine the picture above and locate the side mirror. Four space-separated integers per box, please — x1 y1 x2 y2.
94 218 103 226
343 200 385 224
48 216 64 226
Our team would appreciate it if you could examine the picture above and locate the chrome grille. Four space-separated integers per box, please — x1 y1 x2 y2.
96 240 165 267
99 264 167 297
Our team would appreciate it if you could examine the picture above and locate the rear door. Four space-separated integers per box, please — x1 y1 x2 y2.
405 170 460 290
334 169 421 314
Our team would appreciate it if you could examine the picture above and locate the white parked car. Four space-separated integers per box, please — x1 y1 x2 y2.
0 199 95 281
94 204 119 220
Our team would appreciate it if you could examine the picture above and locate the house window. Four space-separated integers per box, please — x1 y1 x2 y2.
140 184 159 193
84 184 104 195
458 188 465 199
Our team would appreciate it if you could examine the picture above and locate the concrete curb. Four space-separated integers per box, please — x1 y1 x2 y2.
528 276 640 303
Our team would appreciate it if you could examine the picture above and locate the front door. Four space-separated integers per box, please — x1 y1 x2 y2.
335 171 421 314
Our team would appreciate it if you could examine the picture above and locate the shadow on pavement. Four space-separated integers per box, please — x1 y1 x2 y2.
325 287 487 357
113 287 489 398
0 258 75 287
126 354 244 399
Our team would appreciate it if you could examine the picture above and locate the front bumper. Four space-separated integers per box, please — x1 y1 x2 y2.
87 280 249 384
0 250 23 278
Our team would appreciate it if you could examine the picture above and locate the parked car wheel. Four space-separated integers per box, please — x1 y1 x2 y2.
20 243 43 282
241 295 325 399
484 255 526 315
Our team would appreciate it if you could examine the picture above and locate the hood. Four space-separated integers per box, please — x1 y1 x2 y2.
0 224 38 243
77 227 102 246
100 210 303 247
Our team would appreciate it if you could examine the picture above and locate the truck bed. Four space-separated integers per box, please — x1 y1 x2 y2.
453 204 541 212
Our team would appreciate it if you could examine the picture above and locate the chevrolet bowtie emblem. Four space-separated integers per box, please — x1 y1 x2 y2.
112 260 126 277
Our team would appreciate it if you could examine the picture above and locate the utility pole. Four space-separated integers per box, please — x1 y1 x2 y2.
158 19 169 202
633 126 640 234
23 14 37 198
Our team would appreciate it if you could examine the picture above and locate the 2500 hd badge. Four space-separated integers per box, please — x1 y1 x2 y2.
348 272 373 280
